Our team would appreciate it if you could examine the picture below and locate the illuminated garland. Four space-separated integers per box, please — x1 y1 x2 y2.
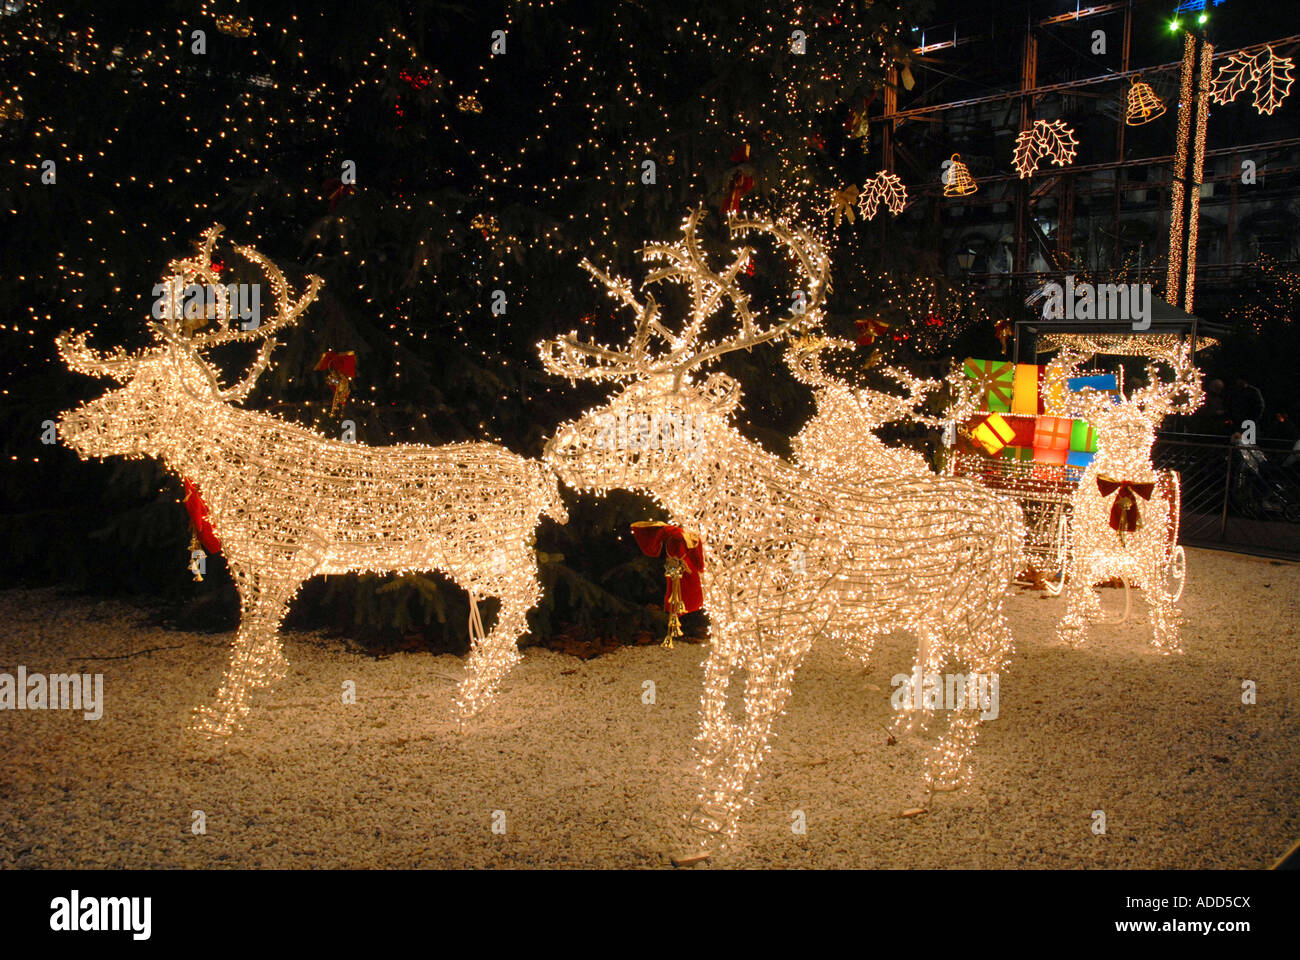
56 227 568 736
540 211 1023 850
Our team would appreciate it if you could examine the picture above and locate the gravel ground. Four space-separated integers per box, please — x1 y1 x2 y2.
1 546 1296 869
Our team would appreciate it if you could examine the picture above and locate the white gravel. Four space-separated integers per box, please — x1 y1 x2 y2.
1 546 1296 868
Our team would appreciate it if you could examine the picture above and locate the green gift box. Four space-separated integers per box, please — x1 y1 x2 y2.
963 357 1014 412
1069 419 1097 453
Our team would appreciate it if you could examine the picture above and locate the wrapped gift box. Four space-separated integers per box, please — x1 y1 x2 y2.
1033 445 1069 465
963 358 1014 412
1011 363 1040 415
1033 415 1073 452
1069 420 1098 453
970 413 1016 456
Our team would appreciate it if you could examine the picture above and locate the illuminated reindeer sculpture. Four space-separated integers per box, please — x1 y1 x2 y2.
786 335 941 480
541 211 1024 850
1056 344 1202 652
56 226 567 737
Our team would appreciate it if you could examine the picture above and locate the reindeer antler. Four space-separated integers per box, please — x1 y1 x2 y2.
541 209 830 388
1130 341 1204 418
786 336 943 427
150 224 324 401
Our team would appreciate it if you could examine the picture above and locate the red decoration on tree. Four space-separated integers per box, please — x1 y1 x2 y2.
630 521 705 648
854 317 890 346
723 143 756 214
315 350 357 414
323 177 355 212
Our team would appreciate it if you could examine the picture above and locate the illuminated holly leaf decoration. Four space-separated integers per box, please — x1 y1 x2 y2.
874 171 908 215
1253 47 1295 116
1210 50 1260 106
1012 128 1043 179
856 171 907 220
1036 119 1079 168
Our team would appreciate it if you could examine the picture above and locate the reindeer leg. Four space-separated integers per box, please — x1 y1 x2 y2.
452 575 538 722
1057 567 1100 646
189 572 298 739
692 626 813 846
928 617 1012 793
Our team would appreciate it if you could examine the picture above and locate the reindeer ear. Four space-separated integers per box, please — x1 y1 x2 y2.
702 372 741 416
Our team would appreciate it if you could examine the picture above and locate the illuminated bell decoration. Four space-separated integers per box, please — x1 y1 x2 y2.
56 225 568 737
1125 75 1166 125
942 153 978 197
630 521 705 648
315 350 356 415
214 15 254 38
457 94 483 114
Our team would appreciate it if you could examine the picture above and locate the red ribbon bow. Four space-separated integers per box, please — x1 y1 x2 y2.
631 522 705 647
855 317 891 346
1096 476 1154 533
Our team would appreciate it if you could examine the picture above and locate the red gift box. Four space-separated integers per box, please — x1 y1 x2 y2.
1033 416 1072 451
1032 445 1069 465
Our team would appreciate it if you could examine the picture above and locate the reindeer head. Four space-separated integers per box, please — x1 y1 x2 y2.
56 225 322 460
1069 343 1203 473
785 336 943 429
541 210 829 497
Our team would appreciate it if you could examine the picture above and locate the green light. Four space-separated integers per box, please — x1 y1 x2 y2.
1198 13 1208 24
1169 19 1181 32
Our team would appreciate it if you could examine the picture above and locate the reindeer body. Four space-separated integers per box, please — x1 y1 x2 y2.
57 225 566 737
1055 346 1202 653
540 209 1023 848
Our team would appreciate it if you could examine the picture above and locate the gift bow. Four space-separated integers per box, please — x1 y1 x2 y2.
855 317 891 346
1096 476 1154 534
630 521 705 648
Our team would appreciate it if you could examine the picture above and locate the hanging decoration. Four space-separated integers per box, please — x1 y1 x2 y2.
1210 45 1294 115
828 184 860 227
55 226 568 737
854 316 891 346
722 143 756 214
942 153 978 196
1125 75 1166 125
1011 119 1079 178
540 209 1022 853
213 15 254 38
457 94 483 114
630 521 705 648
314 350 356 415
858 170 908 219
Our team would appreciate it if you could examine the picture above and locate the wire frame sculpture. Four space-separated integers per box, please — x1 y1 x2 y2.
942 153 979 197
1055 344 1203 653
56 226 568 737
540 209 1024 854
1125 75 1167 126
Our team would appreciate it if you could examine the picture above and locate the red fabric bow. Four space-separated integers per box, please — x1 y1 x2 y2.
855 317 891 346
630 522 705 613
1096 476 1154 533
182 477 221 555
314 350 357 379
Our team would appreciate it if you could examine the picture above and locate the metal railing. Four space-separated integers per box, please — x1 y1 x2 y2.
1153 433 1300 560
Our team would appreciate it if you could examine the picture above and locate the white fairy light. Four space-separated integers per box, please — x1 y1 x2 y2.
540 210 1024 851
57 226 567 736
1055 344 1203 652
